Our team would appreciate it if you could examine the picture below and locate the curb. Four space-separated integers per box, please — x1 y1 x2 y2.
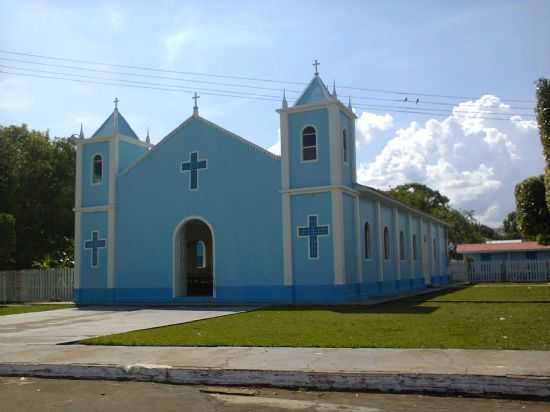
1 363 549 399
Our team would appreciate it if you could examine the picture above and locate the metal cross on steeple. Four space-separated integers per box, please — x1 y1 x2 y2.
113 97 119 109
192 92 200 109
312 59 320 76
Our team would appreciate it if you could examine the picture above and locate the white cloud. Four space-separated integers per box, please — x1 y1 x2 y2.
162 29 198 64
356 112 394 145
268 129 281 155
358 95 543 227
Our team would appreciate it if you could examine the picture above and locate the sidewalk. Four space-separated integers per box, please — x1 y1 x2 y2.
1 344 549 398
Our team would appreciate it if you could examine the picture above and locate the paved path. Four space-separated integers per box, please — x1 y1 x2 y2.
0 306 251 344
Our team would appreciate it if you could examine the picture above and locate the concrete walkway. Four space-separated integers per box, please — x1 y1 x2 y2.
0 306 251 344
0 344 549 398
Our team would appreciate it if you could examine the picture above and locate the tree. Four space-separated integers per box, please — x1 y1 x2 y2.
386 183 500 254
514 175 550 239
0 213 15 268
0 124 76 269
502 211 520 239
535 79 550 210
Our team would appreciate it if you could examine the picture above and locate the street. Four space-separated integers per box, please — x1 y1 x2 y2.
1 377 548 412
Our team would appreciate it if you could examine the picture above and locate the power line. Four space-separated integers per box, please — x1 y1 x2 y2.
1 68 531 122
0 49 536 104
0 64 535 119
0 56 535 112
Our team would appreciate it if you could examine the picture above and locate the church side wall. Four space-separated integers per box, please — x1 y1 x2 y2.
118 140 148 172
343 193 357 285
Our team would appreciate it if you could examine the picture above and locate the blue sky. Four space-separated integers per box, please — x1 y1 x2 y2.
1 0 549 226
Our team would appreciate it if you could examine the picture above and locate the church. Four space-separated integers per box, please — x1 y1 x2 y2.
73 67 450 305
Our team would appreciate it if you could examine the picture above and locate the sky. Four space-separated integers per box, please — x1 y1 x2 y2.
1 0 549 227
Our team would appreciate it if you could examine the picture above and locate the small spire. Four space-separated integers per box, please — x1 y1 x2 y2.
192 92 200 117
79 122 84 139
112 97 119 134
332 80 337 98
348 96 352 110
282 88 288 109
146 128 150 144
312 59 320 76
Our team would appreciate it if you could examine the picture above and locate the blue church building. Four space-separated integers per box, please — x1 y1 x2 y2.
74 70 450 305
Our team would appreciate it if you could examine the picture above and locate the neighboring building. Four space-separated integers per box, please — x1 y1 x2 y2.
457 240 550 262
74 69 450 305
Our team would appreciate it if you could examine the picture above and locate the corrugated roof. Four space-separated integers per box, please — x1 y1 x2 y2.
457 241 550 254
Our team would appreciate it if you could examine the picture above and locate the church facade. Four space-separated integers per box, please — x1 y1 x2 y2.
74 72 450 305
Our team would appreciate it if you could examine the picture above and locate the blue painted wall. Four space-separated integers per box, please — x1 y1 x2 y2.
80 211 108 289
340 111 354 187
81 141 109 207
118 141 148 172
288 109 330 188
112 117 283 301
291 191 333 285
343 193 357 284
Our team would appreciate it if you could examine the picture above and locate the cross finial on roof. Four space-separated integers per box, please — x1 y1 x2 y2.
313 59 320 76
192 92 200 116
113 97 119 110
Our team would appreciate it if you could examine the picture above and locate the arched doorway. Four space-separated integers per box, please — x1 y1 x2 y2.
173 217 214 297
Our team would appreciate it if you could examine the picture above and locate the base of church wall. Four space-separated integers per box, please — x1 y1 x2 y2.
74 278 439 306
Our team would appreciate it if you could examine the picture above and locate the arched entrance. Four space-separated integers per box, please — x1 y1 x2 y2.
173 217 214 297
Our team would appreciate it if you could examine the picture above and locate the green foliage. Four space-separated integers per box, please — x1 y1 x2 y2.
537 233 550 246
535 79 550 209
0 124 76 269
502 211 520 239
0 213 16 268
514 175 550 239
386 183 500 253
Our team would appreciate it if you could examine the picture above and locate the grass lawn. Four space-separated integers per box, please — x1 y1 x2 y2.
0 303 74 316
82 284 550 350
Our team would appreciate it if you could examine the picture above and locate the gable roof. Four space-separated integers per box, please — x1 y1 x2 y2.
119 114 279 176
294 75 332 106
92 109 139 139
457 241 550 254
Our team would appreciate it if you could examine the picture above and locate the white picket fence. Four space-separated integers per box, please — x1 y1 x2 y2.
449 260 550 283
0 268 74 303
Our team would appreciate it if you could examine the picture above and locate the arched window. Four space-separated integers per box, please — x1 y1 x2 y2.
302 126 317 161
364 222 370 259
92 154 103 184
342 129 348 163
383 226 390 260
399 231 405 260
195 240 206 269
412 234 417 260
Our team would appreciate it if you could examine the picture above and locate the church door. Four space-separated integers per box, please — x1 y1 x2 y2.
174 218 214 297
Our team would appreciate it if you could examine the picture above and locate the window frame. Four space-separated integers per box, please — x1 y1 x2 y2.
364 222 371 260
300 125 318 163
399 231 405 261
383 226 390 261
91 154 103 186
342 128 348 164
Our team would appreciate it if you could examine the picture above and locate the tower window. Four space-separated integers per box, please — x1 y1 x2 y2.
364 222 370 259
302 126 317 161
342 129 348 163
92 154 103 184
383 226 390 260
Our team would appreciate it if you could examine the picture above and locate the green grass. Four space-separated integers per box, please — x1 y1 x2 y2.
82 284 550 350
0 303 74 316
